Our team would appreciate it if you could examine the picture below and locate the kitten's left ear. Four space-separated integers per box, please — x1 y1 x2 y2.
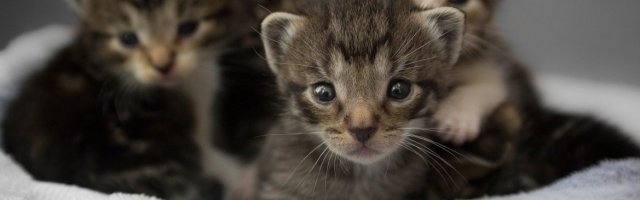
261 12 306 75
416 7 466 66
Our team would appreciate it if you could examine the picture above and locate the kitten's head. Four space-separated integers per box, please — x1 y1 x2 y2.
262 0 465 165
69 0 239 87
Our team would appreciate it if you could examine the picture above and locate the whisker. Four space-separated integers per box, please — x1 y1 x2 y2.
254 132 321 138
395 29 455 63
398 56 439 68
407 134 468 159
307 146 330 194
399 127 447 134
393 28 422 58
406 138 463 188
407 138 466 184
404 138 457 187
285 142 325 185
400 142 448 184
257 4 273 14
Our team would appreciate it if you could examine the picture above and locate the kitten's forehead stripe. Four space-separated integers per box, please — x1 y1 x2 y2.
325 1 393 64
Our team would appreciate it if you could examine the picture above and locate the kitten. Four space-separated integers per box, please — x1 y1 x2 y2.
424 104 640 199
258 0 467 199
409 0 542 145
2 0 247 199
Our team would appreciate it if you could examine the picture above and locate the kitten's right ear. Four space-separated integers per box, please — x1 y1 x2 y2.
261 12 305 75
66 0 89 16
415 7 466 66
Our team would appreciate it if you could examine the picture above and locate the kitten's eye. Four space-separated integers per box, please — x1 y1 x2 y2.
450 0 469 5
388 80 411 100
313 82 336 102
178 20 199 37
119 32 139 48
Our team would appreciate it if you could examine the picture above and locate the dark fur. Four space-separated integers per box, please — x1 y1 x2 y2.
0 0 253 199
2 44 220 200
426 106 640 199
215 37 280 161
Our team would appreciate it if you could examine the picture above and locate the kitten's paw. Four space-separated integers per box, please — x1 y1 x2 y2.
434 106 482 145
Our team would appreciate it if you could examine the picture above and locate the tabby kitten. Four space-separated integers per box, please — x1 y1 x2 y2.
2 0 246 199
258 0 467 199
409 0 542 145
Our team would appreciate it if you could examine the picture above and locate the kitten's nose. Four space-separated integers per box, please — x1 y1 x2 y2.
156 64 173 75
148 47 175 75
346 104 379 143
349 126 378 143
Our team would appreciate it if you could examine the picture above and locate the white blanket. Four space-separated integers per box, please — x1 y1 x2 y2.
0 150 158 200
1 26 639 200
478 159 640 200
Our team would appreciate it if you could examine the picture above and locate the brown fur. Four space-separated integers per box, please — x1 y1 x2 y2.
258 0 467 199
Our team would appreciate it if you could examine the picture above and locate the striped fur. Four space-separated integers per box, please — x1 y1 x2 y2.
258 0 467 199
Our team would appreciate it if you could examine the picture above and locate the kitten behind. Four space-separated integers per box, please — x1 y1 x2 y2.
2 0 247 199
425 105 640 199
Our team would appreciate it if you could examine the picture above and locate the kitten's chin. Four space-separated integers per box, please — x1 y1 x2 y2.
137 71 189 88
333 144 396 165
151 75 180 88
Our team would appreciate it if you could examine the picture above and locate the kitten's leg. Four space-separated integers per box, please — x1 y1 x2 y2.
434 59 507 145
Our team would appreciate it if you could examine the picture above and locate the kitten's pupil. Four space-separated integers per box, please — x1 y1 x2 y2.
178 20 199 37
388 80 411 100
313 83 336 102
119 32 139 48
449 0 469 5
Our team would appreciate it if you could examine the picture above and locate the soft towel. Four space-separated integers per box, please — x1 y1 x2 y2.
0 150 159 200
480 159 640 200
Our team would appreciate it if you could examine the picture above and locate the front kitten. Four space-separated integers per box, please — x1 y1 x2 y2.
258 0 466 199
2 0 244 199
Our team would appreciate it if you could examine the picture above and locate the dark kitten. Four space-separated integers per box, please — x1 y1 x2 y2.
1 0 248 199
425 105 640 199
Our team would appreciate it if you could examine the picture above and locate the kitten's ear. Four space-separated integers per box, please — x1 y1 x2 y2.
261 12 305 75
66 0 89 16
416 7 466 66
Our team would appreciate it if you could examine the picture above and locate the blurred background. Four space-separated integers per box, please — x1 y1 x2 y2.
0 0 639 86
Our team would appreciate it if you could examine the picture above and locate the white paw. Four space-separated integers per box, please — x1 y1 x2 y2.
434 105 482 145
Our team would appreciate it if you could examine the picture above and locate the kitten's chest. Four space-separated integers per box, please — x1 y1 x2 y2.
106 89 195 140
302 166 427 200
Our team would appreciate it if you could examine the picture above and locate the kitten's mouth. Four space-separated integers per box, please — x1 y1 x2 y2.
154 75 177 87
349 145 379 157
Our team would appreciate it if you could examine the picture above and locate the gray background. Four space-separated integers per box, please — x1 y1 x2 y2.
1 0 639 86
